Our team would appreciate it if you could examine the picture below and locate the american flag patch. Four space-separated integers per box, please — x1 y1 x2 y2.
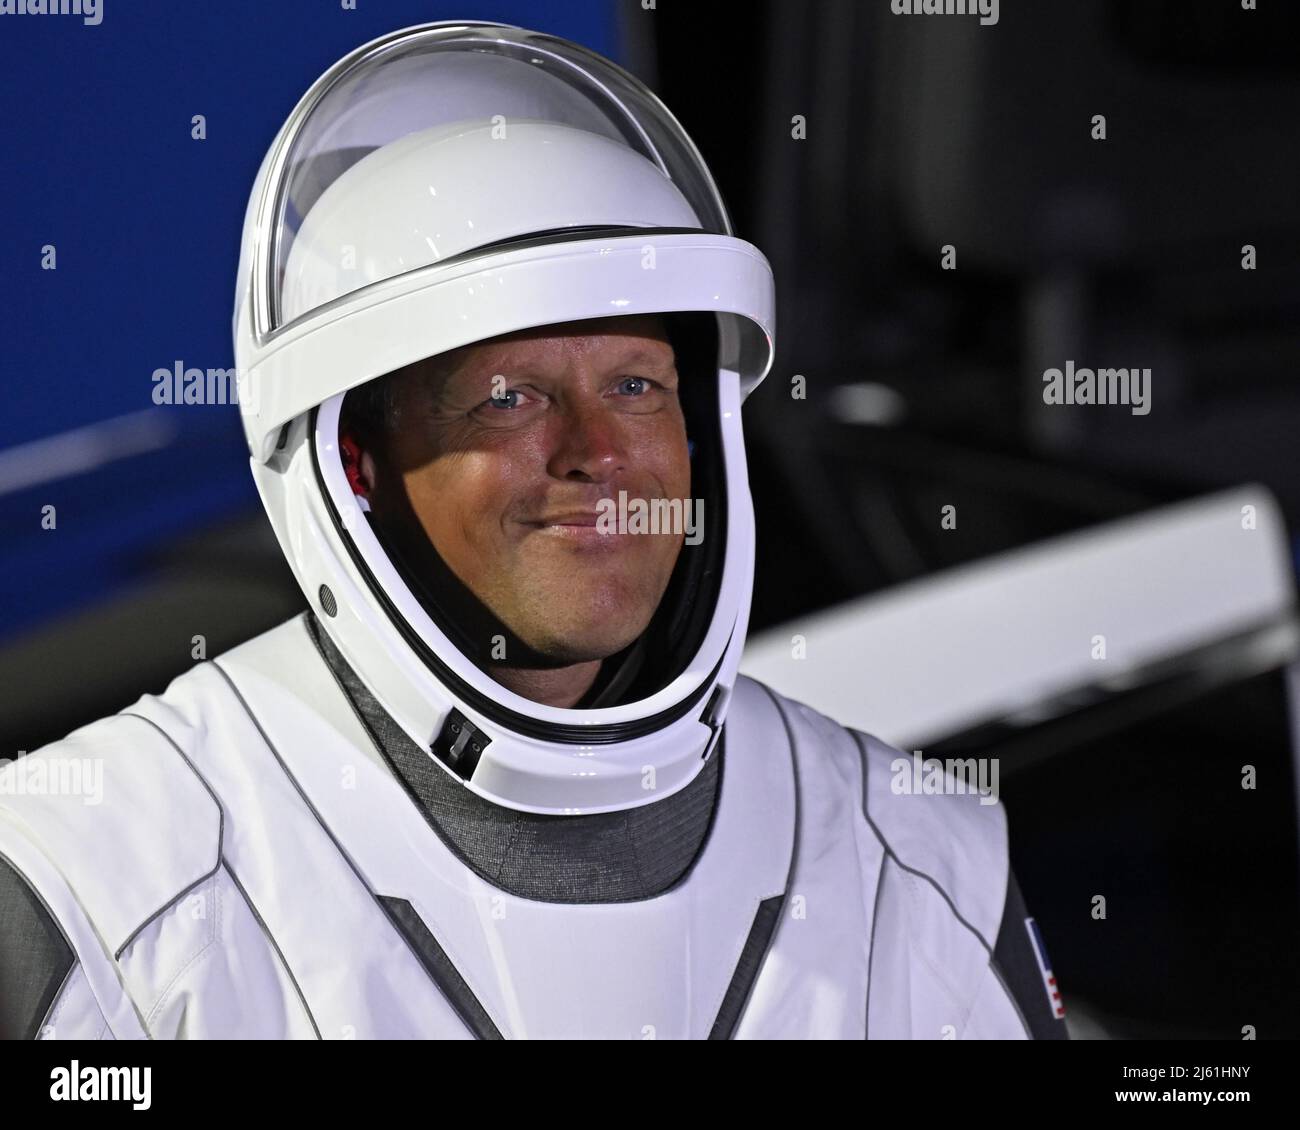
1025 917 1066 1019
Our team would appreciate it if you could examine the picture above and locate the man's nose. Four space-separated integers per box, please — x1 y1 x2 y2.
545 399 628 483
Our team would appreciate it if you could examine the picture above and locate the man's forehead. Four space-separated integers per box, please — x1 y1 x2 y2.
387 314 676 401
449 315 674 371
491 313 670 350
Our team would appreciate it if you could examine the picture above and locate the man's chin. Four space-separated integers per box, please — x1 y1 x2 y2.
514 610 652 665
523 630 641 665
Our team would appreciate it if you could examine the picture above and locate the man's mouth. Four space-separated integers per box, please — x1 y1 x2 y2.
522 509 630 549
531 511 601 528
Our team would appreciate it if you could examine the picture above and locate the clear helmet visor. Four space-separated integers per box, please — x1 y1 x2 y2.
262 21 733 334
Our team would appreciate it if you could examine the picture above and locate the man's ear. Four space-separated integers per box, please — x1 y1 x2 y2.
339 429 377 501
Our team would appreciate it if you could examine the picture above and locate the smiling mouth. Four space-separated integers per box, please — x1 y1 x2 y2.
530 512 602 528
521 512 631 548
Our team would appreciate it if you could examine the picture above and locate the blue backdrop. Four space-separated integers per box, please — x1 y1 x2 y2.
0 1 621 639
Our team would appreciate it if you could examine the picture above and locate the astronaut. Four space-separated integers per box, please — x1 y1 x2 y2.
0 20 1066 1040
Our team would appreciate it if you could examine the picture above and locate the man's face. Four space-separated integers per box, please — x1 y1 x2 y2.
361 314 690 663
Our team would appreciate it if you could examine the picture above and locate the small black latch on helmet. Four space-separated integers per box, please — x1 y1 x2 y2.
431 707 490 779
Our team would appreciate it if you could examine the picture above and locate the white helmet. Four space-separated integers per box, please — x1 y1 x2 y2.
232 20 776 815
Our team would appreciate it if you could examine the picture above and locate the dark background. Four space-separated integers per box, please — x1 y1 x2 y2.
2 0 1298 1038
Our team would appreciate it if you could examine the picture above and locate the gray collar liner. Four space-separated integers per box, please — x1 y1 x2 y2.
305 612 723 904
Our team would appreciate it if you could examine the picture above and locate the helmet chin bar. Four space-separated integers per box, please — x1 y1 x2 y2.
255 385 750 815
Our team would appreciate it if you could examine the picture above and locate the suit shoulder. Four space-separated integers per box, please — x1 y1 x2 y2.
733 676 1009 940
0 700 222 965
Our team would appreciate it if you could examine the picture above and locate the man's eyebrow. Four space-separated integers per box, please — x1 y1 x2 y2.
451 346 677 381
612 347 677 369
415 352 468 394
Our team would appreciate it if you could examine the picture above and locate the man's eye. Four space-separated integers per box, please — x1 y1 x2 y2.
618 376 651 396
483 389 525 410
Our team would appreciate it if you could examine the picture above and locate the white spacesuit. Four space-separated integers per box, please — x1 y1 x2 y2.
0 20 1065 1040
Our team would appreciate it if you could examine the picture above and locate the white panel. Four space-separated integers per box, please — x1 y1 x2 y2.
742 485 1296 747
